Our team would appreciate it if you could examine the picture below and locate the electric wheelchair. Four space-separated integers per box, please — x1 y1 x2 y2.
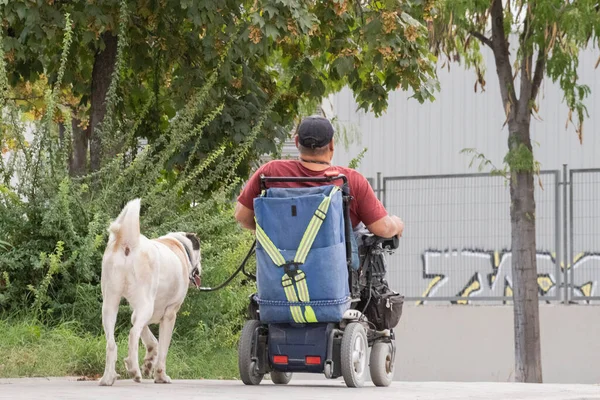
238 174 404 388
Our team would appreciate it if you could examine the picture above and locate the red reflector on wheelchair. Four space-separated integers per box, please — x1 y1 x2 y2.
273 355 288 364
305 356 321 365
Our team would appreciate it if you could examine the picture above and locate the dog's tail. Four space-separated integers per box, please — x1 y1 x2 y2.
108 198 141 251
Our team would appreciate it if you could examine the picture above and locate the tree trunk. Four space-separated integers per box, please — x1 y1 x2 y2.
487 0 543 383
89 32 118 172
508 122 543 383
70 118 88 176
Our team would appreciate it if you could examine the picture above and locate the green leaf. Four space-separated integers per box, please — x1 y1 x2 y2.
332 56 354 77
299 73 313 91
364 17 383 37
264 24 280 40
297 11 316 32
400 12 420 27
264 5 279 19
251 13 265 28
15 3 27 20
82 31 95 45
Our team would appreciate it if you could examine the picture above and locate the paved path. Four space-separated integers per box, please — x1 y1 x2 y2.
0 377 599 400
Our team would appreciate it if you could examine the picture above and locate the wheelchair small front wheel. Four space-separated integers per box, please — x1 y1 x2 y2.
340 322 368 388
270 371 292 384
369 341 395 387
238 320 265 385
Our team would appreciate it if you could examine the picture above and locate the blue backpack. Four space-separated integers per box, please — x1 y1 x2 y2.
253 184 353 324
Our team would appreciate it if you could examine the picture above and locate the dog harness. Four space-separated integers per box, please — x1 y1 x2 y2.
254 185 340 323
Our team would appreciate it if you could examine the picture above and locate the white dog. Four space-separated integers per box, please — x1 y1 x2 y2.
99 198 201 386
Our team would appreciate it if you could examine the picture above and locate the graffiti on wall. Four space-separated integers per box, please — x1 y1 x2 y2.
419 249 600 304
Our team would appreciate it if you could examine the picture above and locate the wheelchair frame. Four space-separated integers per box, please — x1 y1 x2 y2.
238 174 399 388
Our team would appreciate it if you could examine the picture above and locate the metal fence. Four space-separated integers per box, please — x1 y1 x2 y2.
569 169 600 304
366 167 600 304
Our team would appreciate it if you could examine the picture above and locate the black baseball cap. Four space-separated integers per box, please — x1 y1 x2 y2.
296 115 334 149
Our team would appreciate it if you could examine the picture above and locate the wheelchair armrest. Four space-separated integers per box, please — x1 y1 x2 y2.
380 236 399 250
360 234 399 250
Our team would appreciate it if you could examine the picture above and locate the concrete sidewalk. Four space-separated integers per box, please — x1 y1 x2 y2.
0 377 598 400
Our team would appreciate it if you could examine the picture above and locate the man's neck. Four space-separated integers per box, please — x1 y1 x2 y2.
299 157 332 171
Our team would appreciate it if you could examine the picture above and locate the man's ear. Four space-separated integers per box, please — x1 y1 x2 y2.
295 135 300 148
329 138 334 152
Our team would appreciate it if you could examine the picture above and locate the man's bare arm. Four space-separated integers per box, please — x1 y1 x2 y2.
234 202 256 231
366 215 404 238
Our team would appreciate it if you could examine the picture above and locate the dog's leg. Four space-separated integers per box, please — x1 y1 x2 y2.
141 326 158 377
154 307 179 384
123 306 152 383
99 294 121 386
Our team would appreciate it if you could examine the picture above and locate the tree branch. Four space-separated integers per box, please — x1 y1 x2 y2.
471 31 493 48
518 5 534 120
517 3 545 119
530 51 546 103
490 0 517 118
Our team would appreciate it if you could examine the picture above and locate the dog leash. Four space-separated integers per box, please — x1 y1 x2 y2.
197 240 257 292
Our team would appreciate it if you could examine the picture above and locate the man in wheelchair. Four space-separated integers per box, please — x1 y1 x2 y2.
235 115 404 245
233 115 405 388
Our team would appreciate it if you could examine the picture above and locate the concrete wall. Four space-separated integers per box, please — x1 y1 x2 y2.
393 304 600 384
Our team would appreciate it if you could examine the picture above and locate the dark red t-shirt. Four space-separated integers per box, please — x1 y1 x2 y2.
237 160 387 228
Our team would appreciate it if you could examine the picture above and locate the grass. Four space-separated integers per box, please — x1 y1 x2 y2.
0 318 240 380
0 232 257 381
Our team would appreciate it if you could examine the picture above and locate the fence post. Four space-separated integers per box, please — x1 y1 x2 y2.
569 167 575 303
562 164 569 304
377 172 382 201
554 170 561 304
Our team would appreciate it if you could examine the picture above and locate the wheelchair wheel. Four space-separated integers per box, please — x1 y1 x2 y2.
340 322 368 388
369 341 395 387
270 371 292 384
238 320 264 385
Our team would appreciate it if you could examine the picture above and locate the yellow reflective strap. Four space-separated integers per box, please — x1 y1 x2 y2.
295 215 320 262
304 306 317 323
296 188 337 262
282 275 299 301
255 222 286 266
294 271 317 323
294 186 340 264
294 271 310 302
291 306 306 323
282 274 306 323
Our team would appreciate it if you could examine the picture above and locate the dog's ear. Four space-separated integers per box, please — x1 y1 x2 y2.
186 233 200 250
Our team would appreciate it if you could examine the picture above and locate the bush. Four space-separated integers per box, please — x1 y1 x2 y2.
0 11 273 378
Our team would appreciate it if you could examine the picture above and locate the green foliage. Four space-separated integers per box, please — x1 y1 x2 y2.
0 11 267 363
27 241 65 321
0 240 11 252
431 0 600 144
460 147 509 178
0 14 8 114
504 136 534 174
2 0 438 176
461 145 543 188
348 147 368 169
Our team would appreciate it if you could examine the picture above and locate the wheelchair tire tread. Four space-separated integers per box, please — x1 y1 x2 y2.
238 320 264 385
340 322 368 388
